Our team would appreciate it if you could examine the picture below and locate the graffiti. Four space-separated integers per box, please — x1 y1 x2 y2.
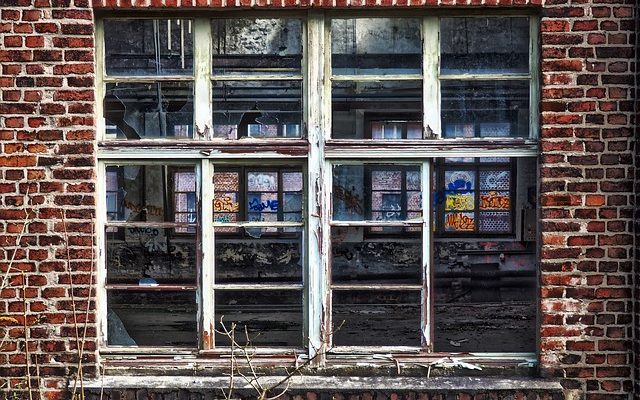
144 237 167 252
444 213 475 232
447 178 473 192
480 191 510 210
334 185 364 215
123 200 164 217
214 196 239 212
445 193 474 211
127 227 160 236
248 198 279 212
247 173 277 191
214 214 233 223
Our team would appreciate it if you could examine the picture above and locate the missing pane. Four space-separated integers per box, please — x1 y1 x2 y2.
107 290 197 347
332 290 422 346
215 290 302 347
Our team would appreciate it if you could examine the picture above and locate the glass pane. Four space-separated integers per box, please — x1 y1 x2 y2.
332 290 421 346
104 82 193 140
331 18 421 75
213 80 302 139
215 227 302 284
105 165 196 223
434 157 537 351
441 80 530 138
213 169 303 223
104 19 193 76
333 164 421 221
212 19 302 75
215 290 302 347
332 80 422 139
479 170 511 191
440 17 529 75
107 290 196 347
331 227 421 285
106 227 196 285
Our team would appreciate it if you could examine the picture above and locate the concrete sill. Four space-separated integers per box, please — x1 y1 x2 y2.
83 376 562 392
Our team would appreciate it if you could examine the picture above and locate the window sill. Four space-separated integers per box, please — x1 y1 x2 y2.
83 375 561 392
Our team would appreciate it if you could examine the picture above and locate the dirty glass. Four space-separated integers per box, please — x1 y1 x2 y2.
105 165 197 223
213 168 303 223
104 82 194 140
331 18 421 75
104 19 194 76
106 227 197 285
331 227 421 285
215 227 303 284
332 81 422 139
433 157 537 352
107 291 197 347
332 164 421 221
211 19 302 75
441 80 529 138
440 17 529 75
332 290 421 346
212 81 302 139
215 290 302 347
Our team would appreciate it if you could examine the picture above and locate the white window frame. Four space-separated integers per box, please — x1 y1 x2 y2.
95 11 540 367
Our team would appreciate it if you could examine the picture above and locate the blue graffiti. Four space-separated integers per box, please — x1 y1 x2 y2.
434 179 473 206
248 198 279 212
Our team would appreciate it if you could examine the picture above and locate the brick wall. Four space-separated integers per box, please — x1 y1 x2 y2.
0 2 97 399
0 1 637 399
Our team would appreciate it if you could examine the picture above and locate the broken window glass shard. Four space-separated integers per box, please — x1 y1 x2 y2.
212 80 302 139
332 81 422 139
105 82 194 140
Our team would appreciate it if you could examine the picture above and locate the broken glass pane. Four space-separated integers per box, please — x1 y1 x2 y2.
107 290 196 347
215 227 303 284
441 80 529 138
332 81 422 139
104 19 193 76
331 227 421 285
215 290 302 347
332 290 421 346
106 227 196 285
104 82 193 140
331 18 421 75
105 165 197 223
213 80 302 139
332 164 421 221
212 19 302 75
441 17 529 75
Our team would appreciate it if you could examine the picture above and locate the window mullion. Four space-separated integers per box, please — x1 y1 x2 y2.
193 18 213 141
421 160 433 351
95 19 106 141
306 11 328 365
423 16 440 139
200 160 215 350
528 15 540 140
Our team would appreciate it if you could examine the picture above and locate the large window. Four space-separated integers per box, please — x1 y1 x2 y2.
97 14 538 363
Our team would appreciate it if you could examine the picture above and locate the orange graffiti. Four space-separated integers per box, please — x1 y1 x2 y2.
214 196 239 212
479 191 510 210
445 213 475 231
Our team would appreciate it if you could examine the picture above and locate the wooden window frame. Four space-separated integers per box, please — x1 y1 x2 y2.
95 12 539 367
